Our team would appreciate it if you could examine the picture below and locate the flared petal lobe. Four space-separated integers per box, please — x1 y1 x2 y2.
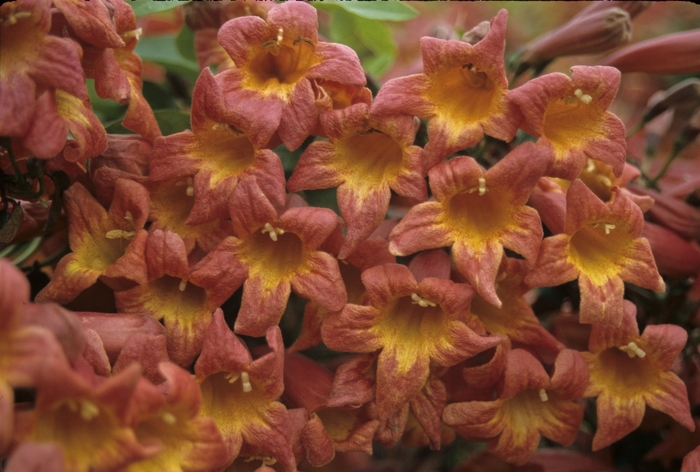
526 180 664 326
583 301 694 450
390 142 548 307
372 10 522 170
217 1 364 150
509 66 626 180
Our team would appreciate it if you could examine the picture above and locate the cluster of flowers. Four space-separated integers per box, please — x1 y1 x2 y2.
2 0 700 471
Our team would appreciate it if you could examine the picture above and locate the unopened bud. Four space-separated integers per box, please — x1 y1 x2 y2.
184 0 269 30
462 21 490 45
518 8 632 73
672 109 700 158
573 1 651 21
602 29 700 74
640 79 700 126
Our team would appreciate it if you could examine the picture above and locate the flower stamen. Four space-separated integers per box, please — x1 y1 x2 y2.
160 411 177 425
79 401 100 421
468 177 488 196
261 222 285 242
178 279 188 292
224 372 240 384
105 229 135 240
293 36 314 46
538 389 549 402
410 292 437 308
618 341 646 358
261 27 284 49
240 371 252 393
120 28 143 41
592 222 616 234
574 88 593 104
2 8 31 26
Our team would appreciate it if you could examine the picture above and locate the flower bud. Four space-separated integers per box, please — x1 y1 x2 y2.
573 1 651 20
630 185 700 240
518 8 632 71
462 20 490 45
183 0 269 30
641 221 700 277
602 29 700 74
639 78 700 126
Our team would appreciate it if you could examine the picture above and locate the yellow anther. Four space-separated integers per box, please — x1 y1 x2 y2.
538 389 548 402
179 279 188 292
410 292 436 308
121 28 143 41
212 123 228 130
240 371 252 393
224 372 240 384
105 229 135 240
574 88 593 104
619 341 646 358
160 411 177 425
262 223 284 242
79 401 100 421
468 177 488 196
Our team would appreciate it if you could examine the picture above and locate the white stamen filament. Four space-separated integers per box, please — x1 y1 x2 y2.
597 174 613 188
186 177 194 197
262 223 284 242
592 223 616 234
574 88 593 104
160 411 177 425
586 159 596 173
121 28 143 41
619 341 646 358
539 389 548 402
3 10 31 25
240 371 252 392
276 27 283 46
468 177 488 196
410 292 436 308
179 279 188 292
224 372 240 384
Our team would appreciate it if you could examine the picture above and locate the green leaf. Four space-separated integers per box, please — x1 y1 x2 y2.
318 1 418 21
153 109 191 136
327 9 396 78
129 0 190 18
134 36 200 80
175 25 196 62
104 109 191 136
87 79 126 122
353 16 396 76
328 9 366 54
